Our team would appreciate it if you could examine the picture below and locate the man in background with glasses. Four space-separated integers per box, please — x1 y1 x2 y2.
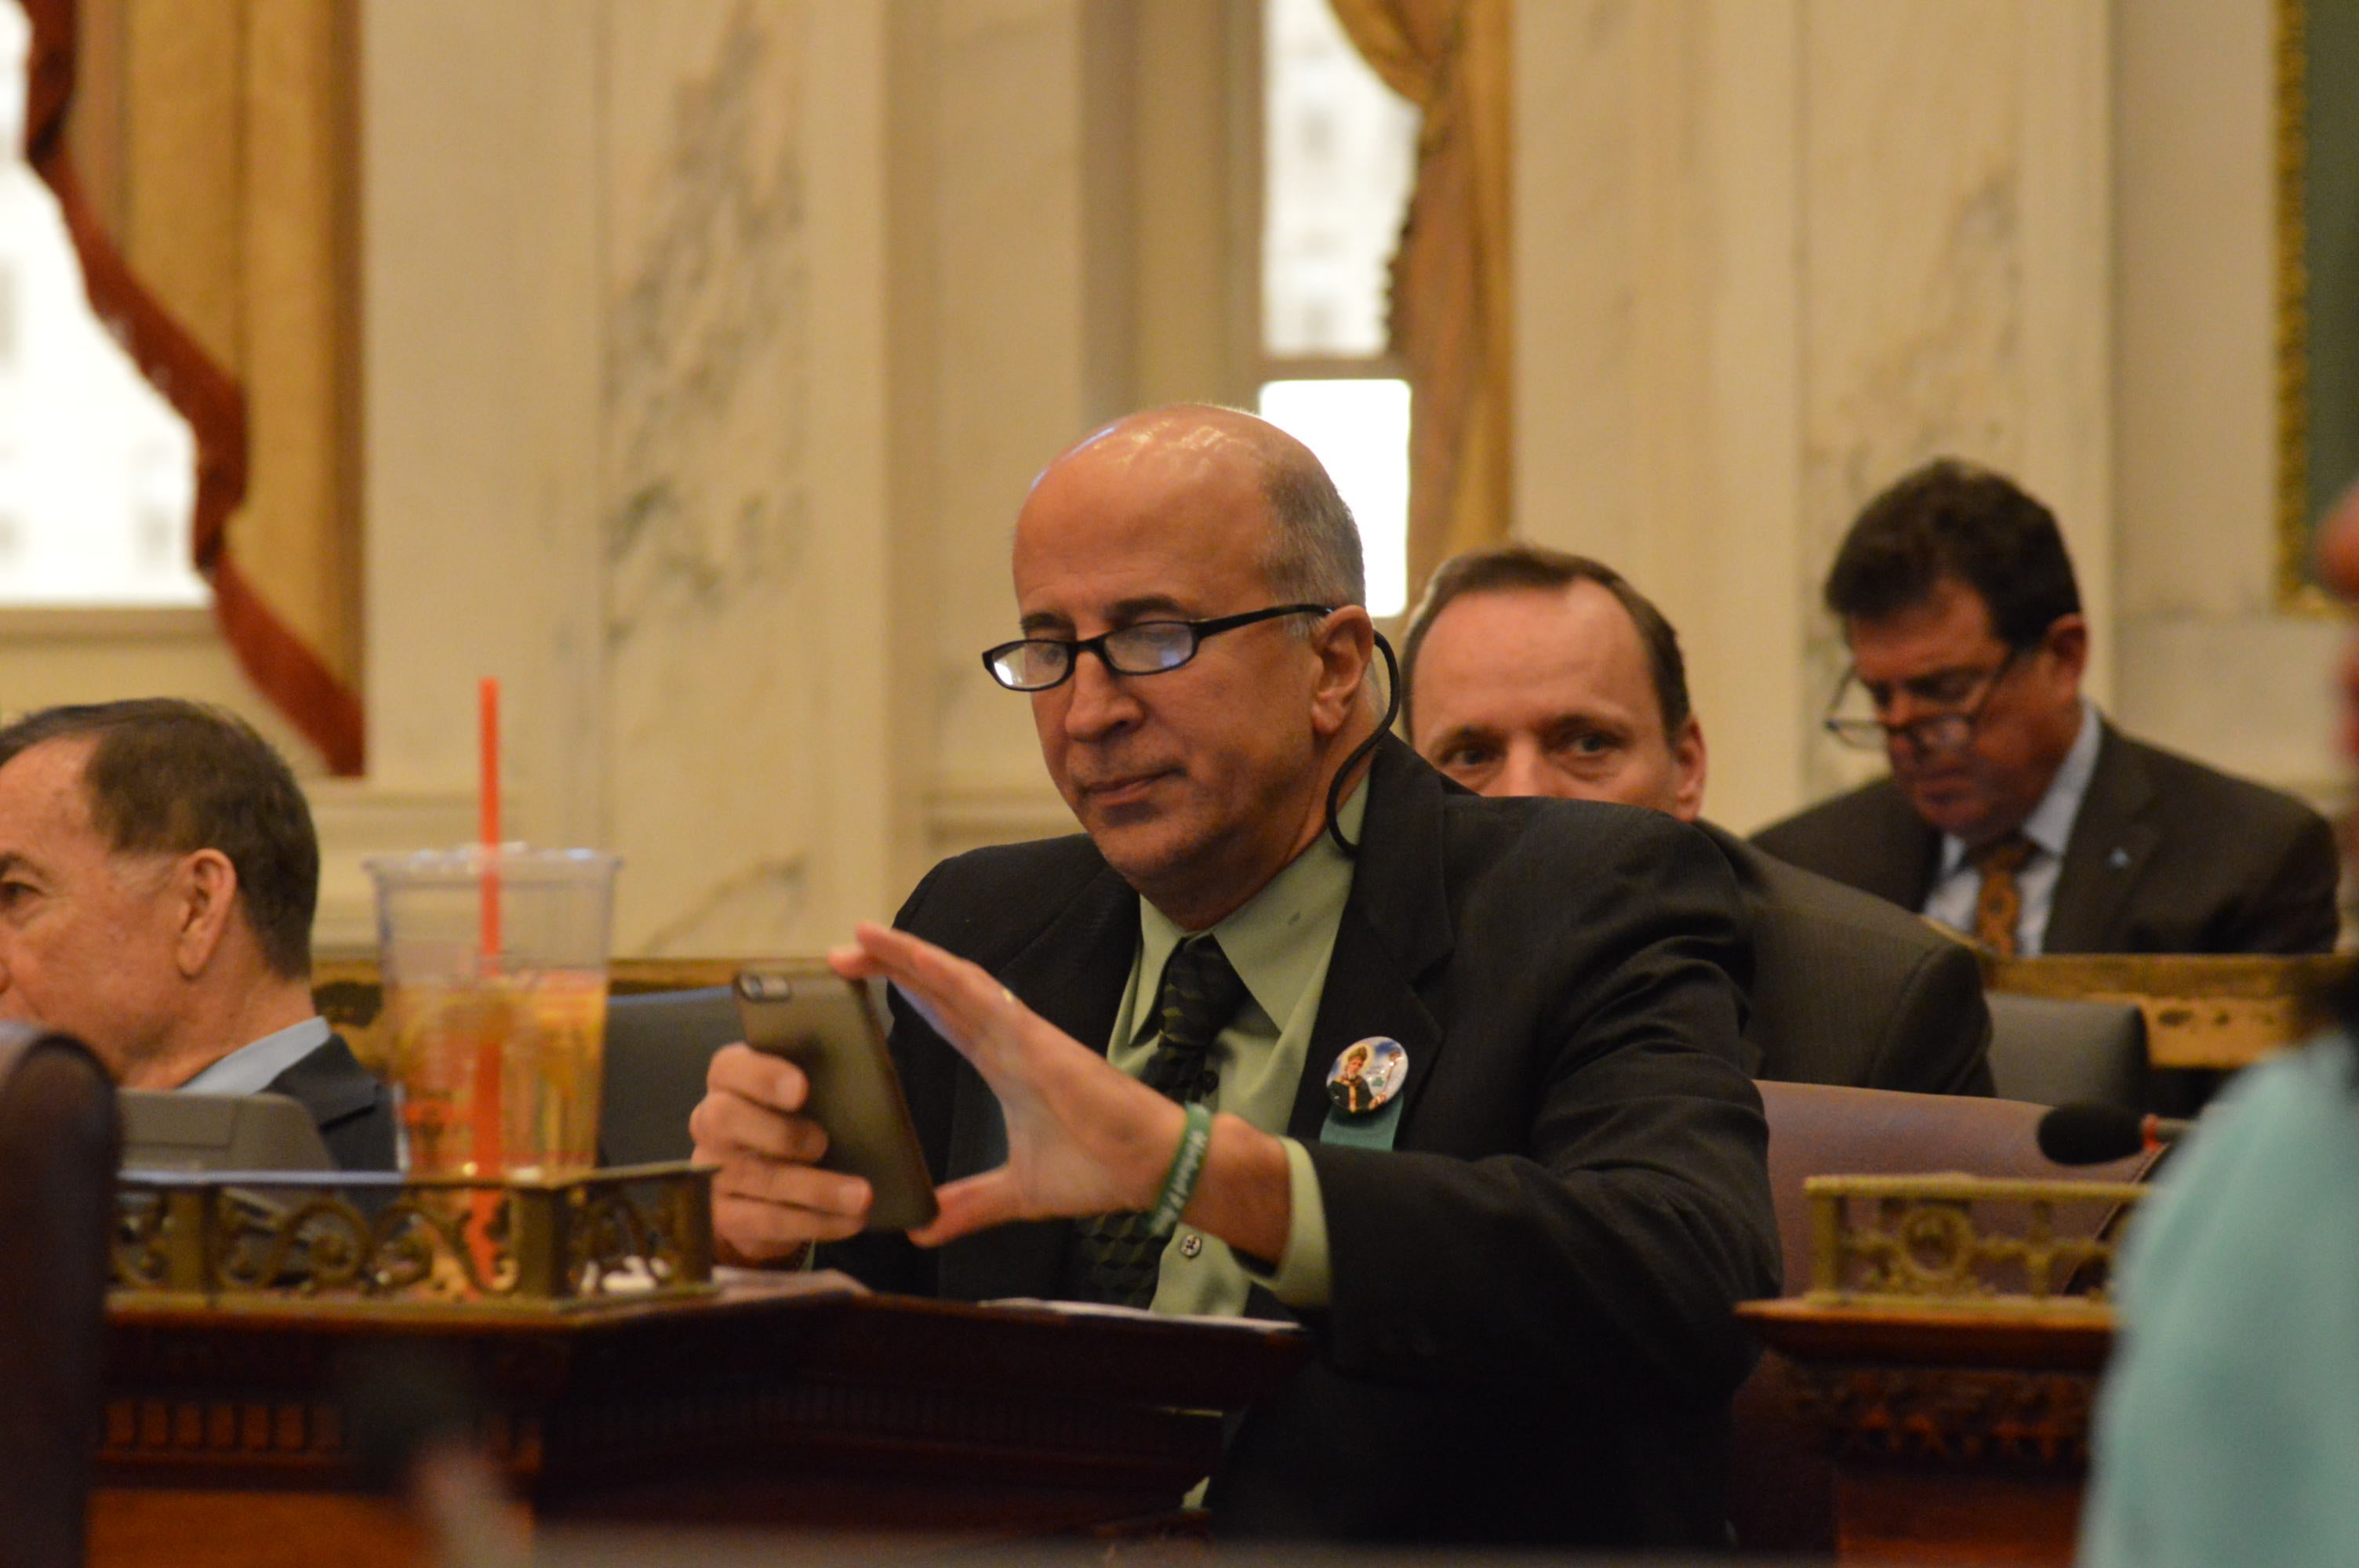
692 405 1778 1548
1754 459 2335 958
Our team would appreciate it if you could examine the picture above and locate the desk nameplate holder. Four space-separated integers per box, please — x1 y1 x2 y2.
112 1161 715 1316
1743 1173 2153 1545
1799 1173 2147 1316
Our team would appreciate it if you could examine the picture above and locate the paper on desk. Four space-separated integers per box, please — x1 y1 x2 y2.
714 1265 869 1297
984 1297 1307 1334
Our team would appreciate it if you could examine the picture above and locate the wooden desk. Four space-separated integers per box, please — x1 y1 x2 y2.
1739 1298 2112 1566
93 1274 1309 1568
1984 953 2341 1070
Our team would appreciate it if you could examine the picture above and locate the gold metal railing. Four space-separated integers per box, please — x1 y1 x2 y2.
112 1162 715 1313
1803 1174 2147 1313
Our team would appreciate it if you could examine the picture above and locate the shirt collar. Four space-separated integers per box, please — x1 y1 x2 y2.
1131 776 1368 1044
177 1015 336 1098
1938 699 2102 874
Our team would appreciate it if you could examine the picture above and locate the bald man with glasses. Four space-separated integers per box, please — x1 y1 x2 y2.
1756 459 2338 957
693 405 1777 1548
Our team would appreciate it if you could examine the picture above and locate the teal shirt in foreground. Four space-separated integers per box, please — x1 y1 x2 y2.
1104 782 1365 1316
2079 1036 2359 1568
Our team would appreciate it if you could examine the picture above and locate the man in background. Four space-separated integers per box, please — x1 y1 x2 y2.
0 699 394 1169
1755 459 2336 957
1405 544 1993 1095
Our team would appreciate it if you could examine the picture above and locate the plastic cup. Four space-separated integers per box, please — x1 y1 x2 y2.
366 846 621 1178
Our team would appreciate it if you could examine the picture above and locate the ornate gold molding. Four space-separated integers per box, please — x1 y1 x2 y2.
113 1164 715 1312
2277 0 2335 612
1803 1174 2146 1312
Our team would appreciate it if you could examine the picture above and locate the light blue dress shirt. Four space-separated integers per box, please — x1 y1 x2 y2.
177 1014 335 1095
2079 1037 2359 1567
1922 699 2101 955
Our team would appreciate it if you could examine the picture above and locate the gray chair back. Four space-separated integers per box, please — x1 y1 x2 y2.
1985 991 2147 1109
599 987 741 1166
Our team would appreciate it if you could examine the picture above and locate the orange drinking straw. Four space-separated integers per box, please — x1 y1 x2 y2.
471 678 505 1265
479 677 503 955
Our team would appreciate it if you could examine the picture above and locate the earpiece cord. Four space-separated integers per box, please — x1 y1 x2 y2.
1325 630 1401 858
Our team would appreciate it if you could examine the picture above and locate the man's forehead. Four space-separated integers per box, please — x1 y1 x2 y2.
1013 424 1277 604
0 735 100 812
1845 576 2005 672
1431 583 1659 706
0 736 106 862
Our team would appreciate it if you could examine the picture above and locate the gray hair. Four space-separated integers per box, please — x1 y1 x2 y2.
1259 449 1366 611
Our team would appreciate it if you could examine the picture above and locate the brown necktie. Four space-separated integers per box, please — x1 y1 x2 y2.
1970 834 2036 957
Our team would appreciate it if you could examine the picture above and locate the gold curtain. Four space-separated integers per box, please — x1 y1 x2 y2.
66 0 365 773
1327 0 1514 597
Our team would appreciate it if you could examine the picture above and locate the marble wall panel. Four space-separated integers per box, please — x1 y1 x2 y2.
1515 0 2109 823
599 0 818 954
361 0 605 845
918 0 1117 848
1796 0 2110 798
2110 0 2340 814
1514 0 1809 833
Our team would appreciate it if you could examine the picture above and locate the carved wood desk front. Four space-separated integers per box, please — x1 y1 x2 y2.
1739 1298 2113 1566
92 1274 1309 1568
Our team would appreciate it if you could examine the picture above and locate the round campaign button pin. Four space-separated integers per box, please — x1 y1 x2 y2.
1326 1036 1406 1116
1179 1232 1204 1259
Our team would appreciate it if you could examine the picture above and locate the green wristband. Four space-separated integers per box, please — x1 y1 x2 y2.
1146 1102 1215 1236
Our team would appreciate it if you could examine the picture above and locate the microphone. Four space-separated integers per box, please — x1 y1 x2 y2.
2036 1102 2193 1167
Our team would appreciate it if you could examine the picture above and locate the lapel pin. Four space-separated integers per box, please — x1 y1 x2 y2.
1179 1232 1204 1259
1328 1036 1407 1116
2107 848 2132 870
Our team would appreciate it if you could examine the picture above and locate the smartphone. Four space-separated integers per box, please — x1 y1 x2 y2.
733 966 939 1232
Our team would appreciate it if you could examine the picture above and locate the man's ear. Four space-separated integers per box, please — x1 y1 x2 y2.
171 849 242 978
1309 606 1377 739
1670 716 1709 823
2043 612 2090 685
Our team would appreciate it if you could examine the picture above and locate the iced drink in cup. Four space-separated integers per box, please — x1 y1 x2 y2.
367 847 621 1178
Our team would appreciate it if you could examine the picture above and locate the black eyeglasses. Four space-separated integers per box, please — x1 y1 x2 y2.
1823 647 2025 753
982 603 1332 692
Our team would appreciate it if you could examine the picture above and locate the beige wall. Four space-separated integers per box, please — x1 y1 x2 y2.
2110 0 2343 808
1514 0 2113 835
6 0 2333 953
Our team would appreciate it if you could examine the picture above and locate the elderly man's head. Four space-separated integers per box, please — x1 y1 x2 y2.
1823 460 2088 848
0 699 318 1083
999 406 1378 927
1403 546 1707 818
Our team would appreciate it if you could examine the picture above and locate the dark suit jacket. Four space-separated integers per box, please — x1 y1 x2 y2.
264 1032 398 1171
823 738 1780 1548
1703 823 1994 1095
1750 723 2340 955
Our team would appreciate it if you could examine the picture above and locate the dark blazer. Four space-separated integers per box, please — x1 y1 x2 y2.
1703 823 1994 1095
824 738 1780 1548
264 1033 398 1171
1750 723 2340 956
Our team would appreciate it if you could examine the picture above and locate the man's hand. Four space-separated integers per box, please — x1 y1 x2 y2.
689 1044 875 1264
829 922 1194 1247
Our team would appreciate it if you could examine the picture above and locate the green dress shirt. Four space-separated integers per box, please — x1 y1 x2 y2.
1105 782 1365 1316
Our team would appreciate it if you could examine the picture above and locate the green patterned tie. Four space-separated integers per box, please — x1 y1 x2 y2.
1068 935 1249 1307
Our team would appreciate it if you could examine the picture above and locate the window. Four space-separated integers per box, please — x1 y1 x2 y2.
1254 0 1418 616
0 0 205 608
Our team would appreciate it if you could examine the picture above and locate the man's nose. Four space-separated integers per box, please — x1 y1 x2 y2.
1497 741 1553 799
1059 649 1143 740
